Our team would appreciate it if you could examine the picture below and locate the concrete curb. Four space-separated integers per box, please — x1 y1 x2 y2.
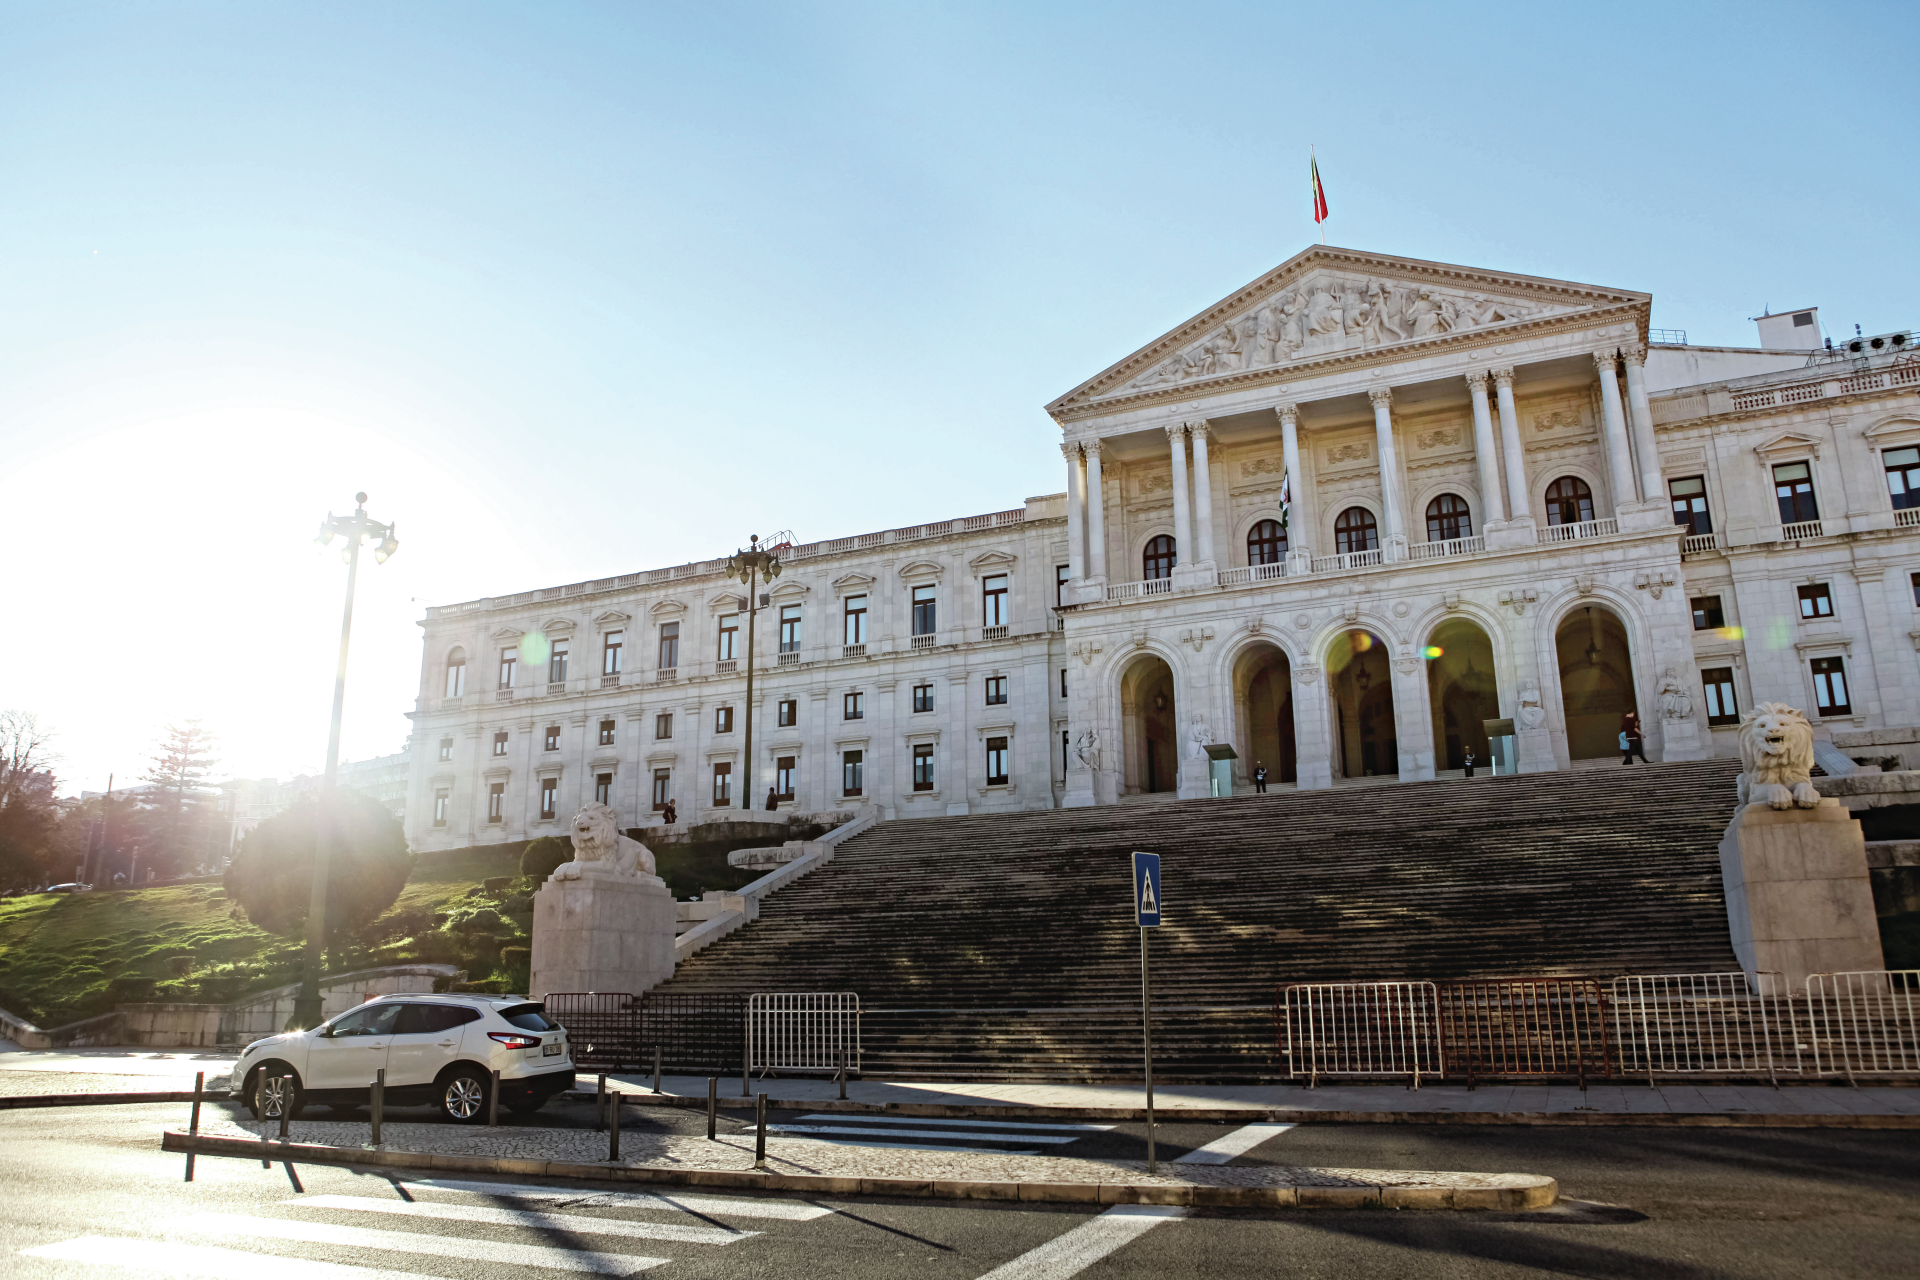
581 1092 1920 1130
0 1090 228 1109
159 1130 1557 1211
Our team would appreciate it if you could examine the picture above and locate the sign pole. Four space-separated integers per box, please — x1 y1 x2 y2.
1141 923 1155 1173
1131 849 1162 1176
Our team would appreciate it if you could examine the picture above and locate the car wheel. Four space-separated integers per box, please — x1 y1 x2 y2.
438 1068 490 1124
249 1065 303 1121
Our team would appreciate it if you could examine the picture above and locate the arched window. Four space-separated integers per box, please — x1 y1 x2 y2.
1334 507 1379 555
1247 518 1287 565
444 647 468 698
1425 493 1472 543
1142 535 1176 580
1545 476 1595 526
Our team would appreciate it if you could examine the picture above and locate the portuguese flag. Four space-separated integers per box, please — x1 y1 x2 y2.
1310 152 1328 225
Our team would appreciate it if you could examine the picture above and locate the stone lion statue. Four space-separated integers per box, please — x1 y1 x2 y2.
551 801 657 880
1736 702 1820 810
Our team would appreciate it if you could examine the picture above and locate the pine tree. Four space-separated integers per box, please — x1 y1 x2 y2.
142 720 218 881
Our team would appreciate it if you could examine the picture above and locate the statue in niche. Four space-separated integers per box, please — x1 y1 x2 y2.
1075 727 1103 773
1659 667 1693 721
1516 679 1547 730
1305 284 1344 337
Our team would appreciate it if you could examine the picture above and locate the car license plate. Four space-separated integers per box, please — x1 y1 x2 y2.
544 1042 561 1056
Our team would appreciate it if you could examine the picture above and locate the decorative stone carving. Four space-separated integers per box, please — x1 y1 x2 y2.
1392 655 1419 675
1293 664 1323 685
1736 704 1820 810
1179 626 1214 653
1138 471 1172 494
1060 441 1081 462
1071 640 1100 665
1391 601 1410 618
1293 613 1312 630
550 802 656 881
1367 386 1393 410
1241 456 1284 479
1516 680 1547 730
1636 570 1676 600
1326 442 1369 464
1188 721 1211 760
531 802 674 1000
1534 408 1583 433
1415 426 1463 450
1075 727 1103 773
1658 667 1693 722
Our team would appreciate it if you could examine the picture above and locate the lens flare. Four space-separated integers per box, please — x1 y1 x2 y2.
1351 631 1374 651
519 631 552 666
1423 645 1444 660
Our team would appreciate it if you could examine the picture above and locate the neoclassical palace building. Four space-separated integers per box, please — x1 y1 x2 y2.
405 246 1920 849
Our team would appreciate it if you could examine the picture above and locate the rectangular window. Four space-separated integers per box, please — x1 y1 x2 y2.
841 750 864 797
655 712 673 740
595 772 612 806
779 605 802 653
549 639 569 683
986 736 1009 786
1797 583 1834 619
1691 595 1724 631
911 585 936 636
1773 461 1819 525
498 648 517 689
984 675 1008 706
912 683 933 713
492 731 508 757
1702 668 1738 727
438 737 453 762
844 595 868 645
487 782 505 823
711 762 731 806
651 769 671 811
1913 571 1920 607
598 719 615 746
912 744 934 791
777 699 797 727
982 575 1009 628
445 659 466 698
656 623 678 670
775 756 795 800
1669 475 1712 536
717 614 738 661
544 726 560 751
433 790 449 826
715 706 735 734
1886 446 1920 511
1811 656 1851 715
1062 730 1070 779
1056 564 1070 608
540 779 558 820
1059 668 1067 699
844 691 864 720
603 630 623 675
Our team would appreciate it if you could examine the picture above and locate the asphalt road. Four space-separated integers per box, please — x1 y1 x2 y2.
1 1101 1916 1279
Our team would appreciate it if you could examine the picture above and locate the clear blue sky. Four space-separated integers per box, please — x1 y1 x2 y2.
3 1 1914 792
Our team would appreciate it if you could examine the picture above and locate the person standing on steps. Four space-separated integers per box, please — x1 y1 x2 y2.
765 786 779 812
662 798 677 825
1462 750 1476 778
1252 761 1269 793
1620 712 1649 765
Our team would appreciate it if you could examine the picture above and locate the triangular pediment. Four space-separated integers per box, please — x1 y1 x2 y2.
1047 245 1651 420
1753 430 1824 460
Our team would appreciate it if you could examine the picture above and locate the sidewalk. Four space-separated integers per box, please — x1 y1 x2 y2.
0 1047 238 1098
596 1072 1920 1127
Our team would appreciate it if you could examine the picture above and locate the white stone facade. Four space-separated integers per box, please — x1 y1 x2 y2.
405 246 1920 848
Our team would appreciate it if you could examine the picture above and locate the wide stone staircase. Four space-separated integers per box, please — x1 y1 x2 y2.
652 758 1746 1081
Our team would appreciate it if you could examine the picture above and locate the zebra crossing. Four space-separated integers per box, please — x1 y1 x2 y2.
19 1179 822 1280
761 1112 1113 1155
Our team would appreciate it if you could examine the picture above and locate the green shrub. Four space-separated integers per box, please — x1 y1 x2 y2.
500 946 530 970
224 793 412 947
482 876 512 894
519 836 572 884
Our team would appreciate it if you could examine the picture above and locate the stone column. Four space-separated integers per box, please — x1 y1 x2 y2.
1390 651 1436 782
1465 371 1507 527
1494 367 1533 528
1084 440 1108 582
1061 441 1085 582
1594 350 1638 514
1623 344 1663 505
1188 421 1217 568
1278 402 1313 570
1368 387 1409 558
1167 423 1193 568
1291 663 1333 790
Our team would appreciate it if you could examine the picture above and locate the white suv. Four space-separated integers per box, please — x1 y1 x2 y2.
236 993 573 1124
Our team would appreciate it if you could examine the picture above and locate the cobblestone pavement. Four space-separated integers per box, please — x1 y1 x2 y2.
193 1114 1543 1193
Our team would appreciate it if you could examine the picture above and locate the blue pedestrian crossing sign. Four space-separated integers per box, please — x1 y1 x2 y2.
1132 851 1163 927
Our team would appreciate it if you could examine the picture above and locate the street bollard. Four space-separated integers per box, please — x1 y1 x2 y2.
754 1092 767 1168
607 1093 621 1162
185 1071 204 1182
653 1046 662 1094
371 1069 385 1147
837 1047 847 1101
488 1070 501 1126
706 1076 717 1141
278 1075 293 1142
597 1074 607 1132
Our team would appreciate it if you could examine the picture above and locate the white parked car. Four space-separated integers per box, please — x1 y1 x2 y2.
236 993 573 1123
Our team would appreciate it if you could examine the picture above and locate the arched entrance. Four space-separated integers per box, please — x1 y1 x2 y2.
1120 655 1179 794
1556 604 1638 759
1233 643 1296 784
1327 630 1395 778
1425 618 1500 771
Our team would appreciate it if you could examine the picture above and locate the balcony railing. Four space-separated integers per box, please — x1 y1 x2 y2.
842 643 867 659
1106 577 1174 601
652 667 677 683
714 659 737 675
1680 532 1722 556
910 633 935 651
981 625 1009 642
549 681 568 695
1408 534 1485 561
495 689 514 702
1217 561 1288 587
1780 519 1825 541
1896 508 1920 529
777 651 801 666
1311 549 1382 573
1539 517 1619 543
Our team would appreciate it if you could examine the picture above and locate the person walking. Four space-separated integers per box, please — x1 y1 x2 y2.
765 786 779 812
1462 749 1476 778
662 798 677 825
1620 712 1649 765
1252 761 1269 794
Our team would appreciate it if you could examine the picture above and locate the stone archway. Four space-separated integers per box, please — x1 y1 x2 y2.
1120 654 1179 794
1327 630 1396 778
1232 642 1296 784
1555 604 1638 760
1425 617 1500 771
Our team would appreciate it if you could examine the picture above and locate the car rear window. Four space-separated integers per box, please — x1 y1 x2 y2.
395 1003 482 1035
498 1003 558 1032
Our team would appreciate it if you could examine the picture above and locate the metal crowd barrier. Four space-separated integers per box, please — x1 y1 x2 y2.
1278 981 1443 1087
1438 977 1610 1087
543 992 746 1073
745 992 861 1082
1610 972 1787 1084
1804 970 1920 1082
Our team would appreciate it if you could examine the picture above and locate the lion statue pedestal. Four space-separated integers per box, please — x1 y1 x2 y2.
529 802 676 1000
1719 704 1884 991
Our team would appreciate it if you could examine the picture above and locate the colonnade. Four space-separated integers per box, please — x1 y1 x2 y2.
1060 343 1667 585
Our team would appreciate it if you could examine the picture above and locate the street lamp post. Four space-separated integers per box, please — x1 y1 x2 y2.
724 535 782 811
295 492 399 1029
